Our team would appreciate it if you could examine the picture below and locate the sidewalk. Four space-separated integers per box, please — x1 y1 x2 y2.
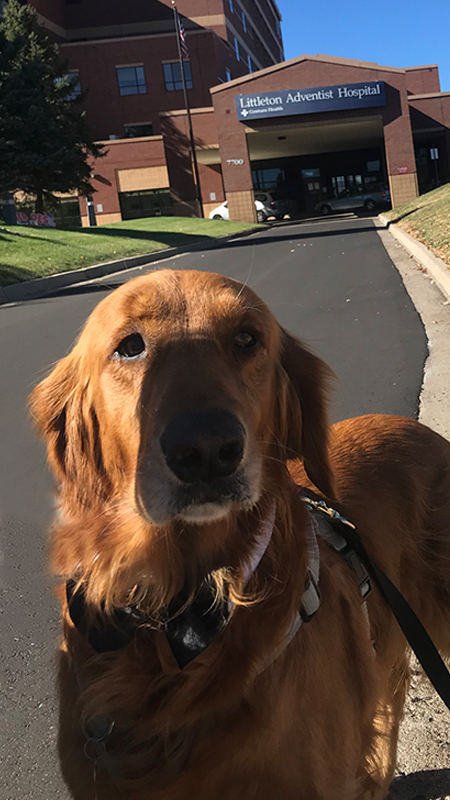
377 215 450 799
378 213 450 303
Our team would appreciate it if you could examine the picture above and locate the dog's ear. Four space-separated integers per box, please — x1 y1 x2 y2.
275 328 335 498
29 350 109 510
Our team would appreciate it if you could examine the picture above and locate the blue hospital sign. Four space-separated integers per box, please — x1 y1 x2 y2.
235 81 386 121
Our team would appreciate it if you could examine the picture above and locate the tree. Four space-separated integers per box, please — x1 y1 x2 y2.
0 0 104 212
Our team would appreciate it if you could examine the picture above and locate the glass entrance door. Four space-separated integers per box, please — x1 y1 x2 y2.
331 174 363 197
301 168 322 213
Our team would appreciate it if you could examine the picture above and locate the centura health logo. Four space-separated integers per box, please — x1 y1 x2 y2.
235 81 386 121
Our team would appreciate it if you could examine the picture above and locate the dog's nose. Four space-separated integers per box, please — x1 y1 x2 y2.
160 410 246 484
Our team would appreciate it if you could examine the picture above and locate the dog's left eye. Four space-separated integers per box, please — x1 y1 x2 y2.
234 331 257 350
115 333 146 359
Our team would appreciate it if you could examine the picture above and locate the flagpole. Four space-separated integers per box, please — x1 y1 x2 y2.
171 2 204 218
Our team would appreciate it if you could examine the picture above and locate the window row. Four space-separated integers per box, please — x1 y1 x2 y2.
61 63 194 100
64 58 252 95
233 37 254 73
228 0 282 47
108 123 155 139
117 62 193 94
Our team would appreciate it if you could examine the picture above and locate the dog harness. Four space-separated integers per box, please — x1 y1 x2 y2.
66 493 450 789
67 495 373 786
66 497 370 669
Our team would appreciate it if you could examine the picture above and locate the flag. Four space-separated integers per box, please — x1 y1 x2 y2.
176 8 189 60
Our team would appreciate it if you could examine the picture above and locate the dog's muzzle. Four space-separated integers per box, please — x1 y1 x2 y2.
160 410 246 485
136 409 259 524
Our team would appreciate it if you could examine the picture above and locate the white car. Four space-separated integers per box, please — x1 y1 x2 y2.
209 200 267 223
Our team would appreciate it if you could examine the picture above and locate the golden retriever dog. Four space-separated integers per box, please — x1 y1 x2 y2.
30 269 450 800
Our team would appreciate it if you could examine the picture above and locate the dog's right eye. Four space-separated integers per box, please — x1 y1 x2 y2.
115 333 146 359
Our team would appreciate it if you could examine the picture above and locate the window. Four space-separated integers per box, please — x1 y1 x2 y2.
247 54 252 73
116 66 147 96
331 176 346 196
242 11 247 32
119 190 173 221
252 168 286 190
348 186 364 196
331 174 364 195
229 0 234 11
234 37 240 60
301 168 320 179
226 68 232 82
124 124 153 138
163 61 193 91
367 160 380 173
58 72 81 100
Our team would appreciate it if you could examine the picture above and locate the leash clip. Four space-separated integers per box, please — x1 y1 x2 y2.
302 496 371 601
82 717 121 788
302 497 356 530
83 717 115 762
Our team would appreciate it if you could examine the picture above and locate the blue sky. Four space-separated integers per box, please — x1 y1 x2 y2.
279 0 450 92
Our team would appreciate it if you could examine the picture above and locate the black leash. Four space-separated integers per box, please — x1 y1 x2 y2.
305 499 450 713
367 558 450 712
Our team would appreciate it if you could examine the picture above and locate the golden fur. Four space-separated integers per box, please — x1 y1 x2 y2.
30 269 450 800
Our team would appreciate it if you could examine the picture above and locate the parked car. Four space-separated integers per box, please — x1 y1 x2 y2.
254 191 292 220
314 184 391 216
209 200 267 223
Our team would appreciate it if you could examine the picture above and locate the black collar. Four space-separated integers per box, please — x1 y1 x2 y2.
66 578 229 669
66 501 277 669
65 495 317 670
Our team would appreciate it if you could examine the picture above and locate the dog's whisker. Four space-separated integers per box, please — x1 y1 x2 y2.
236 243 256 299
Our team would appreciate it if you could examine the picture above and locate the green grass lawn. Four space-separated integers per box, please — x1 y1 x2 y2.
384 182 450 267
0 216 259 286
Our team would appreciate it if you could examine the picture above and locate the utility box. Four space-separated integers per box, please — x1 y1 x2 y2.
1 193 16 225
86 196 97 226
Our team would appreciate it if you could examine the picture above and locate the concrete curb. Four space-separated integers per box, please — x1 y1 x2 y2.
378 214 450 303
0 225 262 306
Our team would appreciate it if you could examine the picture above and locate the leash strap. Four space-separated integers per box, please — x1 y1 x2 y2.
362 557 450 713
304 498 450 713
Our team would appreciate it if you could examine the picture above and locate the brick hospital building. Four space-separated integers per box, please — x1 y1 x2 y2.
30 0 450 224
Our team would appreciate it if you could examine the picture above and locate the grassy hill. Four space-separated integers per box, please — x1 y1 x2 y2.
384 182 450 266
0 216 258 286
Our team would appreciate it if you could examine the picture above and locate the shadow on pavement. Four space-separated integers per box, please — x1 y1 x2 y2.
1 216 392 299
211 222 381 248
389 769 450 799
383 207 420 225
45 281 124 298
